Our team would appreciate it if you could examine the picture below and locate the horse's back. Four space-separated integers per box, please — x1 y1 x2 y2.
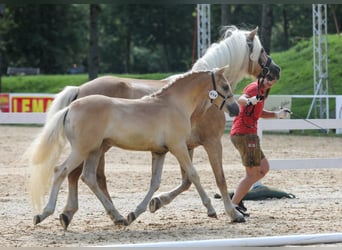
79 76 165 99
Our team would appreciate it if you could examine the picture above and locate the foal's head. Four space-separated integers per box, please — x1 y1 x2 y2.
209 66 239 116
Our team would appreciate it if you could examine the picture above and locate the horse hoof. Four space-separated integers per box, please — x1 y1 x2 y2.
127 212 136 225
208 212 217 219
33 215 41 225
232 216 246 223
149 197 161 213
59 213 70 230
114 218 128 226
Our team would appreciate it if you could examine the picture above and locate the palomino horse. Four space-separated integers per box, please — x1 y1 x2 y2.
34 26 280 229
28 67 238 227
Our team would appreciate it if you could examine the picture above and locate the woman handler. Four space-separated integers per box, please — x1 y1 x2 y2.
230 71 290 216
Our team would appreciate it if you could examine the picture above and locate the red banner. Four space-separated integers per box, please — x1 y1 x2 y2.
0 93 55 113
0 93 10 112
11 96 53 112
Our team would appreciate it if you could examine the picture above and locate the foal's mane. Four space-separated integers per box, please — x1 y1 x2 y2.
192 25 263 90
146 70 207 98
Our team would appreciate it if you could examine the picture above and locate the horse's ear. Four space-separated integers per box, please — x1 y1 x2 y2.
217 65 229 76
248 26 258 40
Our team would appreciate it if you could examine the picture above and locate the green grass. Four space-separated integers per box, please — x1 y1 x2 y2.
1 73 173 94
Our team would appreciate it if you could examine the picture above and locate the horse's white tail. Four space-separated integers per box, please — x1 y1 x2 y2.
26 107 69 212
46 86 79 122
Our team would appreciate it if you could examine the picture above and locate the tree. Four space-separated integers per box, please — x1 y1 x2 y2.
260 4 273 54
282 6 290 50
98 4 194 73
2 4 342 75
88 4 100 80
3 5 88 74
221 4 231 26
0 4 5 92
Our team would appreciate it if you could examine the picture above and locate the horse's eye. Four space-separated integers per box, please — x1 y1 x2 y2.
222 85 229 92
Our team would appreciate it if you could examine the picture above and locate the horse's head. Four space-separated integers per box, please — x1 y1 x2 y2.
209 66 239 116
246 27 281 81
193 26 280 92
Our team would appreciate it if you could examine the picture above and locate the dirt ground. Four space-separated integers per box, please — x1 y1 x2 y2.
0 125 342 247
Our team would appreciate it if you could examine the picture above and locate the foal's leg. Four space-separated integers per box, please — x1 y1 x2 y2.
170 143 216 218
127 152 166 225
81 149 127 225
33 152 83 225
202 139 245 223
60 147 112 229
59 165 82 230
149 149 193 213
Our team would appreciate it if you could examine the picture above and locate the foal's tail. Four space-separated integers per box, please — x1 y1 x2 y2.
26 107 69 212
46 86 79 122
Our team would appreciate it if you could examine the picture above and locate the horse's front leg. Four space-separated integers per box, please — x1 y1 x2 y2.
202 138 245 223
149 149 193 213
127 152 166 225
170 143 216 218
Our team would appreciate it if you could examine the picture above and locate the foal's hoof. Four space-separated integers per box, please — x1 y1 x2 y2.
114 218 128 226
59 213 70 230
208 212 218 219
33 215 41 225
149 197 161 213
127 212 136 225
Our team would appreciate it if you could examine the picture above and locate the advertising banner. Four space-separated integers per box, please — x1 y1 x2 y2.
0 93 10 112
0 93 55 113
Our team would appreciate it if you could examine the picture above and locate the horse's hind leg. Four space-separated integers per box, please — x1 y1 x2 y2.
202 139 245 223
149 149 193 213
60 147 112 230
59 164 82 230
81 149 126 226
127 152 166 225
33 152 83 226
96 153 112 199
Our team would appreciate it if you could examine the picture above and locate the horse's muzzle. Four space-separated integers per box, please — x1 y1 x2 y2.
227 102 240 117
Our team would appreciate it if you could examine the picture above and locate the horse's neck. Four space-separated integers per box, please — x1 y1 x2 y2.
159 74 211 115
192 38 249 90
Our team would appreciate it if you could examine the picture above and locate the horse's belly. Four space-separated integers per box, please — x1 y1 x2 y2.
104 136 168 154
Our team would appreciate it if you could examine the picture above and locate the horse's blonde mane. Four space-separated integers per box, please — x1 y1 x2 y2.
192 25 263 90
146 70 207 98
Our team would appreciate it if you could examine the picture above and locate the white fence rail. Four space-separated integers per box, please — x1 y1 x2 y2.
258 118 342 170
258 118 342 131
105 232 342 247
0 112 46 124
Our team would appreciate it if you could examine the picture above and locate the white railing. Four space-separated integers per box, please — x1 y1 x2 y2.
258 118 342 170
0 112 46 124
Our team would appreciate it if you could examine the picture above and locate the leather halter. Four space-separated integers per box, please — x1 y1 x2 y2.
247 39 273 102
209 71 233 110
246 37 273 80
258 49 272 78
